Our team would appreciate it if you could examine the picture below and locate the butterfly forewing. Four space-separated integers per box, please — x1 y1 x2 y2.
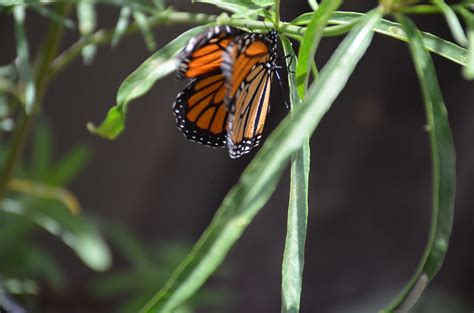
177 26 241 79
223 32 278 158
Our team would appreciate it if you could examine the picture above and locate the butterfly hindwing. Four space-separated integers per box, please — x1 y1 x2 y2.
173 71 229 147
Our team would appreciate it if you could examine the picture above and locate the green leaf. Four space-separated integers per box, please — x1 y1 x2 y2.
308 0 318 10
194 0 272 13
77 1 97 65
381 14 456 313
140 9 381 313
30 121 53 180
104 222 151 269
280 37 311 313
460 8 474 79
1 199 112 271
49 144 91 186
112 6 132 47
88 26 208 139
133 11 157 51
31 5 76 30
14 5 35 114
295 0 341 98
432 0 467 46
87 105 125 139
291 11 469 66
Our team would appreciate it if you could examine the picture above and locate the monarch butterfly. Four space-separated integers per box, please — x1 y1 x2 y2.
173 25 279 158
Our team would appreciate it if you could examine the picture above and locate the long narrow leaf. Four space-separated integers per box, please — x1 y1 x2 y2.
111 6 132 47
460 8 474 79
140 9 381 313
194 0 271 13
87 26 208 139
31 5 76 30
381 14 456 312
433 0 467 46
133 11 157 51
291 11 469 66
77 1 97 64
1 199 112 271
14 5 35 113
295 0 341 98
281 37 310 313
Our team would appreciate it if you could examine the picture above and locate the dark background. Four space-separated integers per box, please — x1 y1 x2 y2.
1 1 473 312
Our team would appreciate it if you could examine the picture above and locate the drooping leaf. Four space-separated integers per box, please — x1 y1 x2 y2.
280 37 311 313
1 199 112 271
381 14 456 312
133 10 157 51
139 9 382 313
432 0 467 46
88 26 208 139
13 5 35 113
31 4 76 30
460 8 474 79
194 0 272 14
77 1 97 65
112 6 132 47
295 0 341 98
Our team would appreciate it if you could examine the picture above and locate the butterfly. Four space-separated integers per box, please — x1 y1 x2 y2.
173 25 279 158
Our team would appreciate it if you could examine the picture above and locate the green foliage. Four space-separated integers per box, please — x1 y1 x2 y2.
92 223 234 313
0 122 111 303
0 0 471 312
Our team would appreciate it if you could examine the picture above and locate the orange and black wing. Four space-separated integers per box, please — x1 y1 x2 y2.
177 26 242 79
173 71 229 147
222 31 279 158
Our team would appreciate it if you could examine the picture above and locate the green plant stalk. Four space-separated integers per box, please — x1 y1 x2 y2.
0 4 69 200
399 4 464 14
274 0 280 27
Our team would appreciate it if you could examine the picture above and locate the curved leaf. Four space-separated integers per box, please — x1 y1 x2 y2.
1 199 112 271
88 25 208 139
295 0 341 98
194 0 272 13
280 37 310 313
381 14 456 312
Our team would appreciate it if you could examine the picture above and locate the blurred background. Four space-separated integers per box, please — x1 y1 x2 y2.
0 1 473 312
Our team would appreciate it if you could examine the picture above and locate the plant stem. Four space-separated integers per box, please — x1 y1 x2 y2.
49 10 218 78
400 4 464 15
274 0 281 28
0 4 69 200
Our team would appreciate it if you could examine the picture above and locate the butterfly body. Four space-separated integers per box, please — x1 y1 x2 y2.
173 26 279 158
